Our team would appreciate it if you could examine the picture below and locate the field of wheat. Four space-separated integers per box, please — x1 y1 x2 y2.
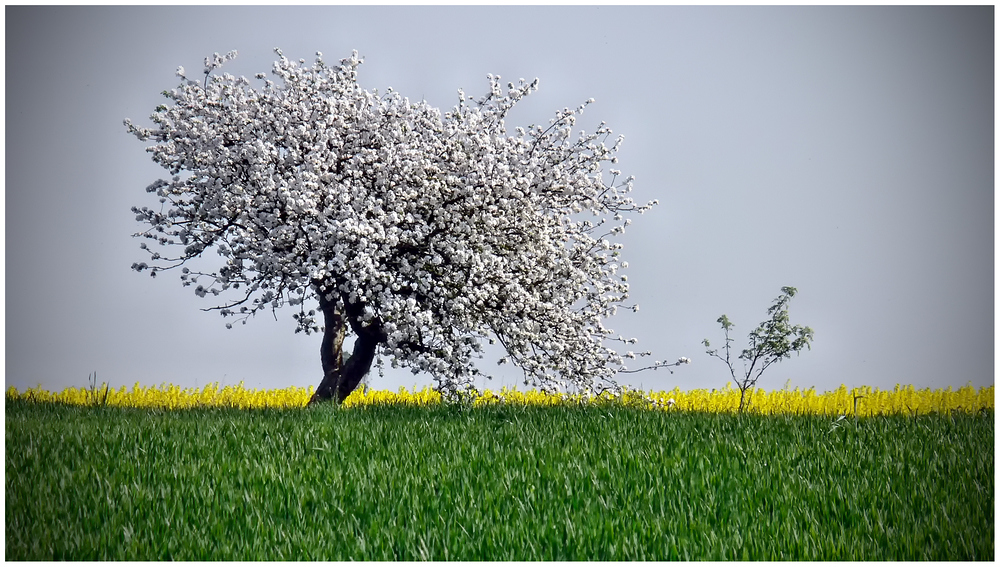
5 382 994 560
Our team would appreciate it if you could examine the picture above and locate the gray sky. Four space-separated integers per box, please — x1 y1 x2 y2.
6 6 994 395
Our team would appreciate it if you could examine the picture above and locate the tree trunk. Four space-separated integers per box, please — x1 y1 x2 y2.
308 287 381 405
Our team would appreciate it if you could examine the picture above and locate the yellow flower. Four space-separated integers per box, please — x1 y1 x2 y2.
4 381 993 415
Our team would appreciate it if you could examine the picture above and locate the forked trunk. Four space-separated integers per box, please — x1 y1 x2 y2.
308 287 380 405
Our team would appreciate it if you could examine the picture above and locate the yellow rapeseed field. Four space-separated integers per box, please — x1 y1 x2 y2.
5 381 993 416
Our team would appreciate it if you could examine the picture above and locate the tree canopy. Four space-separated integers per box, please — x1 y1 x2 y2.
126 49 666 398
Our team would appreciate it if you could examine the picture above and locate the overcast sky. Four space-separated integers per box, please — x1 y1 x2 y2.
6 6 994 396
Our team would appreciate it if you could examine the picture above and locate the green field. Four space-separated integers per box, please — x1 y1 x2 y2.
5 400 993 560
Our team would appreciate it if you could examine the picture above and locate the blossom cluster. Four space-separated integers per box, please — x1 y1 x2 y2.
125 49 660 395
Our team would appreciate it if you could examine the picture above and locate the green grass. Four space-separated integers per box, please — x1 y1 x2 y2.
5 400 993 560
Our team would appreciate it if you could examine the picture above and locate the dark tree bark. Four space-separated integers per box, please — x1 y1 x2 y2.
308 285 383 405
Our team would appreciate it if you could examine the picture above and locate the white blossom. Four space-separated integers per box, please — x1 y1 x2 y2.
127 49 663 396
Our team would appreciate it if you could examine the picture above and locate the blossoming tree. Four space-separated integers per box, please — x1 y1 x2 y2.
127 49 682 404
